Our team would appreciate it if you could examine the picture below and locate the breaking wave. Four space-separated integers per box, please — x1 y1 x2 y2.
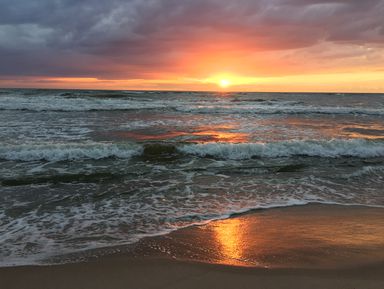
1 95 384 116
179 139 384 160
0 143 142 162
175 104 384 116
1 139 384 162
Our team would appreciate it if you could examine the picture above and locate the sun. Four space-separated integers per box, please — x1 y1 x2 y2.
205 73 259 89
219 79 231 88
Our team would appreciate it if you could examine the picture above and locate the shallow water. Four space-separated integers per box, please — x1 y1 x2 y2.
0 89 384 266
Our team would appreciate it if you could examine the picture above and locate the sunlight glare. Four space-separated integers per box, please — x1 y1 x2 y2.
219 79 231 88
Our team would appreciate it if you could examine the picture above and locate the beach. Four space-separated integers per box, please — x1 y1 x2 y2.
1 89 384 288
1 204 384 289
2 257 384 289
2 0 384 287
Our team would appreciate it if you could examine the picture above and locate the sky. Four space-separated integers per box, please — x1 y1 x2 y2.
0 0 384 92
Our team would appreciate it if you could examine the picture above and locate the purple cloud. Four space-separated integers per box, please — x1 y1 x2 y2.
0 0 383 78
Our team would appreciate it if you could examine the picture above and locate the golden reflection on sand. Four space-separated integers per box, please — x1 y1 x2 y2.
212 218 245 265
182 205 384 268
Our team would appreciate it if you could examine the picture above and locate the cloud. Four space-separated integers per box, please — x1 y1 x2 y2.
0 0 383 79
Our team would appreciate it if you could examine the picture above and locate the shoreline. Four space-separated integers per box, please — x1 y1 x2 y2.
1 204 384 289
124 203 384 269
3 203 382 268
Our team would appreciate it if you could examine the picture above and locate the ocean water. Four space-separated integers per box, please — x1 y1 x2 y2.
0 89 384 266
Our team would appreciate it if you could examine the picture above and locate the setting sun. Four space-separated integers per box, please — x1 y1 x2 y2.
219 79 231 88
202 73 261 91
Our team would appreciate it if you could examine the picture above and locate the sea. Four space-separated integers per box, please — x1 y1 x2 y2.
0 89 384 266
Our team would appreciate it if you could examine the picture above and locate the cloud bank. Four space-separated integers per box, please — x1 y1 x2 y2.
0 0 383 82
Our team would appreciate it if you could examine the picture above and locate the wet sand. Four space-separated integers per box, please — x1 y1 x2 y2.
132 204 384 268
1 257 384 289
1 204 384 289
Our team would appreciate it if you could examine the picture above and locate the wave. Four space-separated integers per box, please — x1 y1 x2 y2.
340 165 384 178
0 95 170 111
179 139 384 160
1 95 384 115
1 139 384 162
0 143 142 162
175 104 384 116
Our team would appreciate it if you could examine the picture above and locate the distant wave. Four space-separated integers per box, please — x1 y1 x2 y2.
179 139 384 159
1 95 384 115
0 143 142 162
0 96 170 111
175 104 384 116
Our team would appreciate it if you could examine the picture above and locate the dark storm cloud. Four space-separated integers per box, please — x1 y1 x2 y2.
0 0 383 78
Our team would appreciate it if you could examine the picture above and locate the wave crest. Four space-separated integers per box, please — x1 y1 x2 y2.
2 139 384 162
179 139 384 159
1 95 384 116
0 143 142 162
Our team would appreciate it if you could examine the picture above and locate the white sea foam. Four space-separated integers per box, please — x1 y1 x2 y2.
3 139 382 162
179 139 384 159
0 143 142 162
1 94 384 115
176 103 384 115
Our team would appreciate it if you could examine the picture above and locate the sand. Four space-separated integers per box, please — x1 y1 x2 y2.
1 257 384 289
1 204 384 289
